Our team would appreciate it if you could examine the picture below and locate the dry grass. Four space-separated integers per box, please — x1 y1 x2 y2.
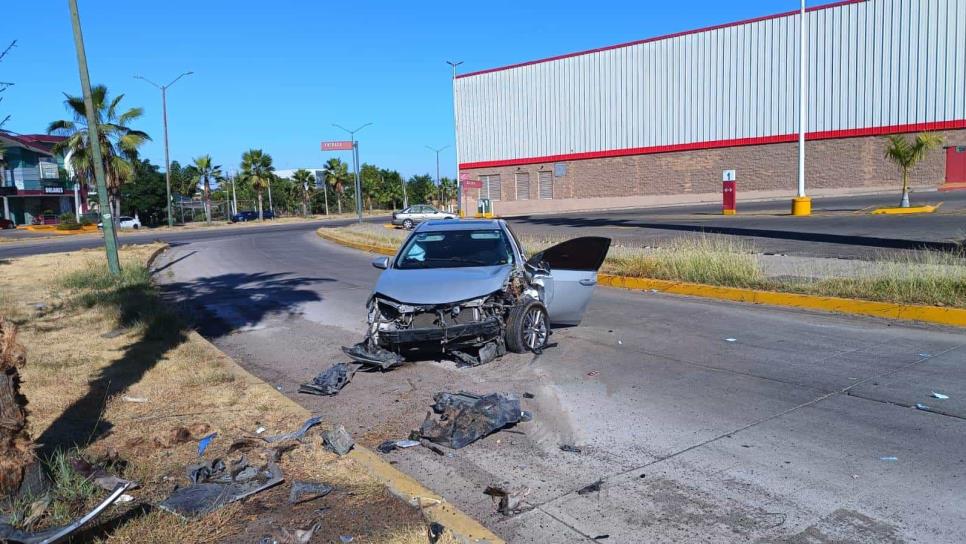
323 223 966 308
0 245 426 542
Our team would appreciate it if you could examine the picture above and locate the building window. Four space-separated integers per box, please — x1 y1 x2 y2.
515 172 530 200
480 174 501 201
538 171 553 199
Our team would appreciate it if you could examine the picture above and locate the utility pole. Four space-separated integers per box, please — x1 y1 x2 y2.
426 144 450 209
68 0 120 275
447 61 463 216
333 122 372 222
134 71 192 227
792 0 811 216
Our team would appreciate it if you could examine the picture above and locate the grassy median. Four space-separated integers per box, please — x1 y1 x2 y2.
0 245 446 543
320 223 966 309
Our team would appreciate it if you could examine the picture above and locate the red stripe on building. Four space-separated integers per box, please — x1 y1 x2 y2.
459 120 966 170
457 0 866 79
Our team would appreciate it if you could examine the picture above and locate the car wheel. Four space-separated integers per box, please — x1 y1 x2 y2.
403 218 414 229
505 300 549 353
133 225 139 229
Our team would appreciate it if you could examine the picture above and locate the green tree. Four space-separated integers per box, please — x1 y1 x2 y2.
406 174 435 205
379 168 405 209
292 169 315 216
322 158 349 214
120 158 166 225
884 133 943 207
192 154 222 224
47 84 150 216
240 149 274 220
439 177 457 211
168 160 198 198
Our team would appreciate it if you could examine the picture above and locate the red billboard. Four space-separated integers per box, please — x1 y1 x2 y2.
321 140 354 151
461 179 483 189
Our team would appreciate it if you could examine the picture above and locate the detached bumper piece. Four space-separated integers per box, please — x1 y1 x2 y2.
342 343 405 370
380 317 502 345
419 391 531 449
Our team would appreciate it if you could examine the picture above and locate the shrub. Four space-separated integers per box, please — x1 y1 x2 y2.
56 212 81 231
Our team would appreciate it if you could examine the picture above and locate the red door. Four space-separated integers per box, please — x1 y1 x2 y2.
946 147 966 183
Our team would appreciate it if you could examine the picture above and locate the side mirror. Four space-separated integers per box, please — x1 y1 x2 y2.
371 256 390 270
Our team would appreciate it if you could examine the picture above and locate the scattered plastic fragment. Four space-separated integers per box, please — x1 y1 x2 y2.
586 370 599 378
931 392 949 400
915 403 930 411
288 481 333 504
419 392 529 449
483 485 531 515
559 444 582 453
428 522 445 544
577 479 604 495
256 427 266 434
264 416 321 443
0 483 132 544
879 456 898 462
342 343 404 370
377 439 419 454
121 395 147 403
160 460 284 519
299 362 353 396
594 536 610 540
115 494 134 503
725 338 737 342
323 425 354 456
340 536 354 543
197 433 217 456
919 353 931 357
396 439 420 448
273 522 321 544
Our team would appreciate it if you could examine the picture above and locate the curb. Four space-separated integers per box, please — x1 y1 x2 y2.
150 245 502 544
317 228 965 329
871 203 941 215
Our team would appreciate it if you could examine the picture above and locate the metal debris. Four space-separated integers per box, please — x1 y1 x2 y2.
559 444 582 453
483 485 531 515
931 392 949 400
288 481 333 504
419 392 530 449
323 425 354 456
263 416 322 443
577 479 604 495
376 439 420 453
159 459 284 519
0 482 132 544
299 363 353 396
342 343 404 371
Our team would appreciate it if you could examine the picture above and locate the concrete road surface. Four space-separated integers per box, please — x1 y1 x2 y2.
153 223 966 543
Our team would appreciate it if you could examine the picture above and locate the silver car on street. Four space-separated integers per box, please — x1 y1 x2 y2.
344 219 610 368
391 205 457 229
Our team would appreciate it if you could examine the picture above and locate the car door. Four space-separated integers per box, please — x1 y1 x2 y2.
527 237 611 326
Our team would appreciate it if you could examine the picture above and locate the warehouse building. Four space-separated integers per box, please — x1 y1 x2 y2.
454 0 966 216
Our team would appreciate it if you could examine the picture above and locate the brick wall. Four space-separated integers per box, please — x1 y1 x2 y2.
459 129 966 215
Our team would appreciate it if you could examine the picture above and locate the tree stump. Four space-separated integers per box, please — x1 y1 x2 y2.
0 317 33 498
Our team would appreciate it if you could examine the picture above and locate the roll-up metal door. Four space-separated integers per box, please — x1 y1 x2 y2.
483 174 501 201
515 172 530 200
538 171 553 199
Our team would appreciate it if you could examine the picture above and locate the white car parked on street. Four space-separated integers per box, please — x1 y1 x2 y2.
98 216 141 229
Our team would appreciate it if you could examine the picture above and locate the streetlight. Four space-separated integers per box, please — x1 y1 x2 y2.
792 0 811 216
446 60 463 216
426 144 450 209
332 122 372 222
68 0 120 275
134 71 193 227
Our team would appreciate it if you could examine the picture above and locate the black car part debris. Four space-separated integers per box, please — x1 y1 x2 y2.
159 458 284 519
68 457 137 492
483 485 531 516
288 481 333 504
427 522 445 543
342 343 404 371
376 439 421 454
559 444 582 453
0 482 132 544
298 363 353 396
577 478 604 496
419 392 530 449
322 425 354 456
263 416 321 443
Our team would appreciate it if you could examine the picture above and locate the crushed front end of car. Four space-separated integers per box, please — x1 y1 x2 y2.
345 270 544 368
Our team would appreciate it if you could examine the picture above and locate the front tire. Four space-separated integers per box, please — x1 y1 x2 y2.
505 301 549 353
403 218 414 229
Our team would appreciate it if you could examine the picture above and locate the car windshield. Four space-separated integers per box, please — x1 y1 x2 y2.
395 229 513 269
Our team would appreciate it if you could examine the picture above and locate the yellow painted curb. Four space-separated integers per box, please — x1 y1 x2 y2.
871 203 942 214
151 245 501 543
597 274 966 328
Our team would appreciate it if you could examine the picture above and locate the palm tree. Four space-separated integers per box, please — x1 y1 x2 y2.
291 169 315 217
322 158 349 214
439 177 458 211
192 154 222 224
240 149 274 220
47 85 150 216
884 133 944 208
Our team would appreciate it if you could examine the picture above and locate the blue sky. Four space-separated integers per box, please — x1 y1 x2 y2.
3 1 799 179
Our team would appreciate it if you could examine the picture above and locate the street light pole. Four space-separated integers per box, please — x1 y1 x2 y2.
333 122 372 222
134 71 193 227
446 61 463 216
426 145 450 210
792 0 811 216
68 0 120 275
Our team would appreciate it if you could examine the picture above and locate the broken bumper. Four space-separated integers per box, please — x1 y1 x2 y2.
379 316 502 345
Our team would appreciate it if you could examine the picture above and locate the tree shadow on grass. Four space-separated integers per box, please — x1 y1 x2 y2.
35 271 327 457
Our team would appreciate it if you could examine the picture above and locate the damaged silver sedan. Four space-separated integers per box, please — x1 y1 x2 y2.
344 219 610 368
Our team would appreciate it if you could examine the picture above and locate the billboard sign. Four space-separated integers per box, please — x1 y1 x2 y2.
321 140 354 151
461 179 483 189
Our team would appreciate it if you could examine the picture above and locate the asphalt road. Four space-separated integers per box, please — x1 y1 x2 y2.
153 223 966 543
505 191 966 259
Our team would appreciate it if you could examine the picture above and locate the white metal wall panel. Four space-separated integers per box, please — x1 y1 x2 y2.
456 0 965 165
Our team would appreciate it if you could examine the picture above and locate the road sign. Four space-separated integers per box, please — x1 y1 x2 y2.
321 140 354 151
460 172 470 181
722 169 736 182
461 179 483 189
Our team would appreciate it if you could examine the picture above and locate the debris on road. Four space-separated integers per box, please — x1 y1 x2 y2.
419 392 530 449
323 425 354 456
879 456 898 462
263 416 322 443
725 338 737 342
342 343 404 371
0 482 132 544
288 481 333 504
298 363 353 396
577 479 604 495
931 392 949 400
197 432 217 456
69 457 137 492
915 403 931 411
559 444 582 453
483 485 531 515
427 522 445 543
377 439 420 453
159 458 284 519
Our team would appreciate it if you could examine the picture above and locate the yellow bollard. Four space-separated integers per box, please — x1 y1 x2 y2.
791 196 812 216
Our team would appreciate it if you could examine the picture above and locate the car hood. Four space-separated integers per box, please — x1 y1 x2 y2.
374 264 512 305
